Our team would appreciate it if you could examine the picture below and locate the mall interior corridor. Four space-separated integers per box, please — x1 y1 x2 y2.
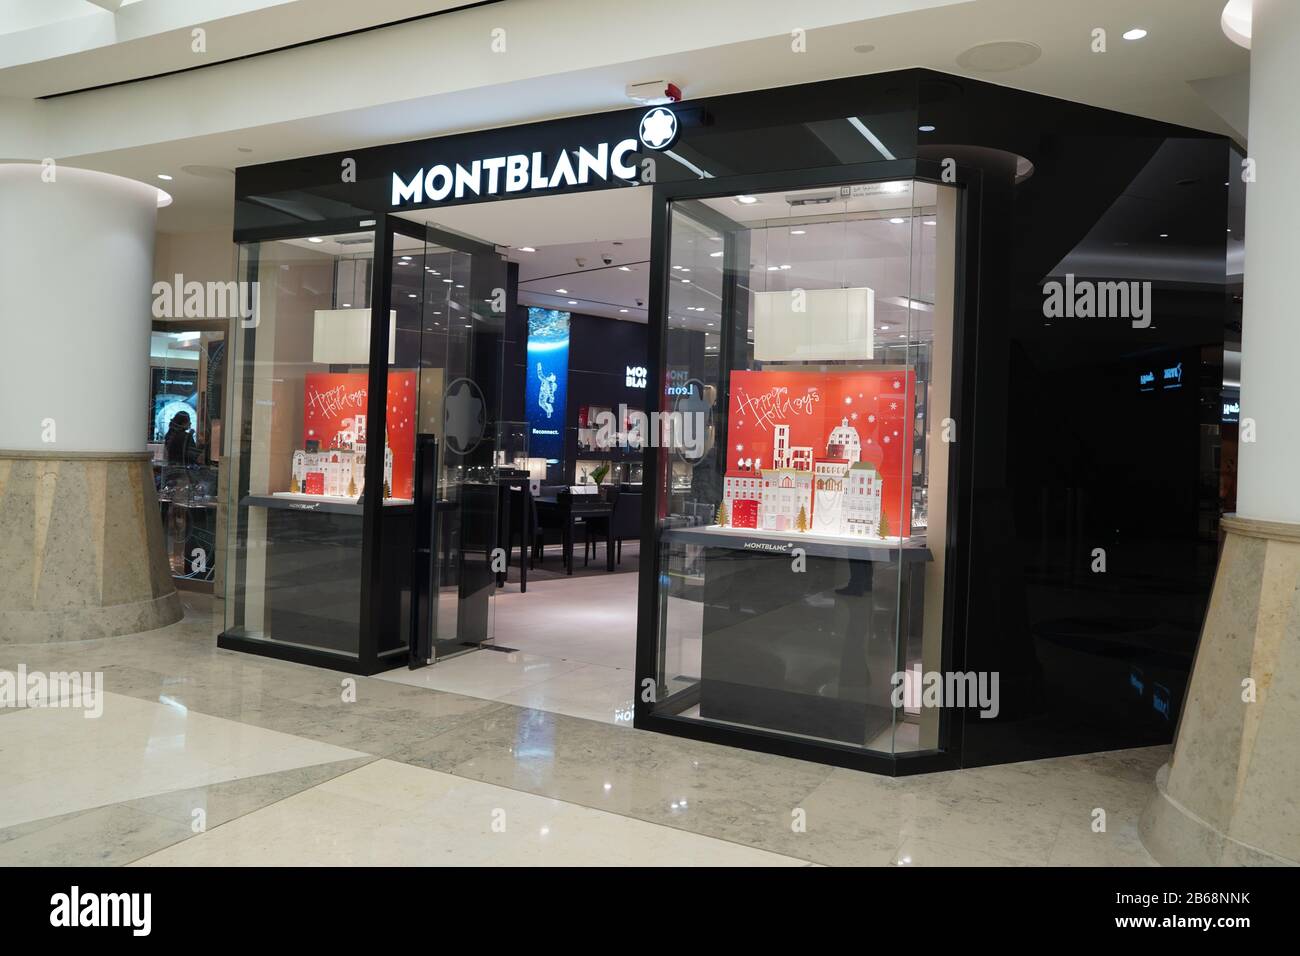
0 593 1166 867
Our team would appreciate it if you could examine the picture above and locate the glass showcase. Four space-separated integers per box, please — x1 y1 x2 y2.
223 225 505 667
647 179 958 756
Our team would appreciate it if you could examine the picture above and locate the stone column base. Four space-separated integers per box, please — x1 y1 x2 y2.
1139 515 1300 866
0 451 182 644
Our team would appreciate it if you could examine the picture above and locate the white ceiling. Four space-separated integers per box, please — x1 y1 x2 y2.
0 0 1249 235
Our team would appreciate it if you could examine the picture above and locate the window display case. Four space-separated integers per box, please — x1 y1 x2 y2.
641 178 959 764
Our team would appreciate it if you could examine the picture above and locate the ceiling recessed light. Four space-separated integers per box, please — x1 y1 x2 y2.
681 279 690 283
568 300 578 305
790 229 806 235
710 251 723 257
918 125 936 133
555 288 568 294
1159 233 1169 238
889 217 906 224
1123 28 1148 40
619 308 628 313
443 279 453 283
767 266 780 271
708 236 723 241
408 293 417 298
400 255 411 260
341 303 351 308
307 237 324 243
157 173 173 181
923 220 937 226
853 43 876 54
735 195 758 204
517 246 536 252
882 325 890 330
779 264 791 270
619 266 632 271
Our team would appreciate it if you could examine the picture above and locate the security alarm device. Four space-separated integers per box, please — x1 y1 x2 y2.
626 80 682 105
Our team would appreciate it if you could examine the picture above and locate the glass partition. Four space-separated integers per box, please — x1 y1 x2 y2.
150 326 224 587
647 179 958 755
224 231 377 663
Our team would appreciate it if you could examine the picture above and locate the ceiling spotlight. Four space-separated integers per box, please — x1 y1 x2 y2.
889 217 906 224
619 308 629 313
400 255 411 260
157 173 173 181
923 220 937 226
619 266 632 271
408 293 417 298
918 125 936 132
568 300 578 305
307 237 324 243
734 195 758 204
555 288 568 294
341 303 351 308
790 229 806 235
779 264 791 270
1159 233 1169 238
518 246 536 252
1123 28 1147 40
710 251 723 257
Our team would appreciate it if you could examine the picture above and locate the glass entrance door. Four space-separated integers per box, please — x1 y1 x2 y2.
394 219 508 664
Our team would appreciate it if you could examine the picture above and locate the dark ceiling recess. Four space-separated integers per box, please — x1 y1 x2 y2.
39 0 505 100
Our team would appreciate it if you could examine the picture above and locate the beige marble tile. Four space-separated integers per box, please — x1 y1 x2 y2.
132 759 810 867
0 691 367 829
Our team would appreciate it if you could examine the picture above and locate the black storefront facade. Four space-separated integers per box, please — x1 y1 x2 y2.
222 68 1236 775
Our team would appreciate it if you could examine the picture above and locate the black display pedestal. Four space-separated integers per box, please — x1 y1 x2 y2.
670 527 930 747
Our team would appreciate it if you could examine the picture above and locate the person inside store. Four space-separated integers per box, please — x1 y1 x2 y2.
163 410 200 473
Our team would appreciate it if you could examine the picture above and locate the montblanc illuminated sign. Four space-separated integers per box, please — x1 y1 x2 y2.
390 107 678 207
392 140 640 207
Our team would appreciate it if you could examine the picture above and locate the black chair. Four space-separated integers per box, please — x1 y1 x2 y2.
610 489 641 564
584 487 616 566
532 487 567 568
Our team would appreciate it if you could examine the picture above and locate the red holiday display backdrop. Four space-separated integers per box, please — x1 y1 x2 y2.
727 369 916 536
303 372 417 499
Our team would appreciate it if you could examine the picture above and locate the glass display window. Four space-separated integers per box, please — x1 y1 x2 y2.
645 179 959 757
224 231 380 661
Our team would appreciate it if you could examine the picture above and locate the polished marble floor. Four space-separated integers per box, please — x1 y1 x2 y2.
0 593 1164 866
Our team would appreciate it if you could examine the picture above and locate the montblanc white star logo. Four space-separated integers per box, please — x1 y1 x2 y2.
639 107 678 150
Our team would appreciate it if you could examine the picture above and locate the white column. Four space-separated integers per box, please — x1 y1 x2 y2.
0 164 165 452
1235 0 1300 523
0 164 180 643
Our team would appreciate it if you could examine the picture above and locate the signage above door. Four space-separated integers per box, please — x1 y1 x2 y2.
390 107 679 209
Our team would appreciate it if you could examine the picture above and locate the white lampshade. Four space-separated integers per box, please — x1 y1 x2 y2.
752 287 874 361
312 309 397 364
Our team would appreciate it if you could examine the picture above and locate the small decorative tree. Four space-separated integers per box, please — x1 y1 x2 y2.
715 501 729 527
877 511 890 539
347 476 357 497
795 505 808 533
